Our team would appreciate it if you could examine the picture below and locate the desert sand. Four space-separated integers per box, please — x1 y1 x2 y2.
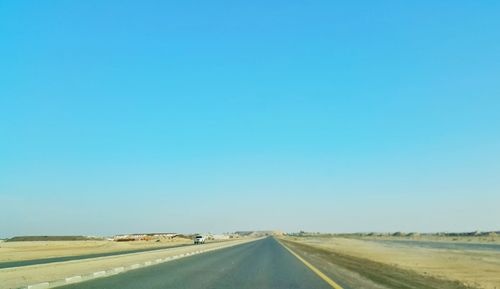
0 238 191 263
284 236 500 289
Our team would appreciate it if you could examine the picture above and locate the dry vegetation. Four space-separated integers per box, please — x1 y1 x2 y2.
291 231 500 244
354 232 500 244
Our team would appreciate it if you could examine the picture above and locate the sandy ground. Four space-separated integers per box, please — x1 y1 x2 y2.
0 238 256 289
0 238 192 263
356 235 500 244
284 236 500 289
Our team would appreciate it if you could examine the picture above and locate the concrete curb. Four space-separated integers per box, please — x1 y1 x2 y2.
27 283 49 289
18 239 258 289
64 276 82 283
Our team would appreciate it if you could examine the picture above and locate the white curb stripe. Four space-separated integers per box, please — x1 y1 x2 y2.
65 276 82 283
27 282 50 289
93 271 106 277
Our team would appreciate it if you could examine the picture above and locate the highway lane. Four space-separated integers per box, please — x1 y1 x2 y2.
59 237 335 289
0 243 192 269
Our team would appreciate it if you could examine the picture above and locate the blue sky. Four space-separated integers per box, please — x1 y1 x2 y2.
1 1 499 237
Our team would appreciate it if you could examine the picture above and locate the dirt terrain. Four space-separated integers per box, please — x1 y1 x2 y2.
281 236 500 289
0 238 192 263
354 233 500 244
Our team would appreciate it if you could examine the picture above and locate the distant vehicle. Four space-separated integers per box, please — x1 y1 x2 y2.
194 235 206 244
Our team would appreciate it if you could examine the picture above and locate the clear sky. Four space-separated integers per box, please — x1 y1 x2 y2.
1 1 499 237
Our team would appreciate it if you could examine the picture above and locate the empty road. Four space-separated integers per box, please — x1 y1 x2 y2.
59 237 337 289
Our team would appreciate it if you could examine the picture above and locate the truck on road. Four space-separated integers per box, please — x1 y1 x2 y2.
194 235 206 244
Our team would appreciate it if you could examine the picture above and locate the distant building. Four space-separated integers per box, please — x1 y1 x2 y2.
234 231 283 237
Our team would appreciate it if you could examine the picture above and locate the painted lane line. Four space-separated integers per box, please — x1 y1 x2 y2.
279 241 344 289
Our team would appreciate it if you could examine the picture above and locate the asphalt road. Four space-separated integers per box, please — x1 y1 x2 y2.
59 237 333 289
0 243 192 269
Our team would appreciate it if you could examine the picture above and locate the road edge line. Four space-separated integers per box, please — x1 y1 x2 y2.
277 239 344 289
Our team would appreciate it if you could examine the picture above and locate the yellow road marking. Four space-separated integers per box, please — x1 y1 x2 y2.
278 240 344 289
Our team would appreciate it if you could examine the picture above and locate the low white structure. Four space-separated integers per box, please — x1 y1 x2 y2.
211 234 230 240
113 233 179 241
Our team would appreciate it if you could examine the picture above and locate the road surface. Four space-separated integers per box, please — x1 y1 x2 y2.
59 237 336 289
